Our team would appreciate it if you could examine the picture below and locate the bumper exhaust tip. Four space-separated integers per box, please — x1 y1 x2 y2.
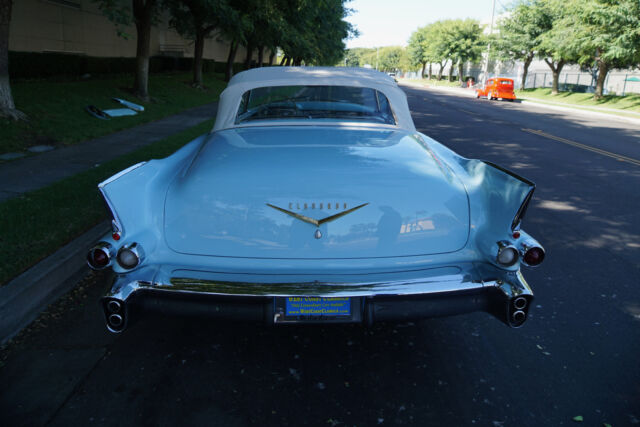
108 314 123 329
511 310 526 325
513 296 527 310
107 300 121 313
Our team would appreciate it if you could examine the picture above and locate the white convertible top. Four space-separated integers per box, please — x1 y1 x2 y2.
212 67 416 131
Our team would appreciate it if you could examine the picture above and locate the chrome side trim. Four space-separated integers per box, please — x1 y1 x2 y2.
98 162 146 188
99 187 125 236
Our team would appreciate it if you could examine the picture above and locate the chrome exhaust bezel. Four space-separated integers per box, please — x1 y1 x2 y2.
513 296 528 310
512 310 526 325
108 313 124 329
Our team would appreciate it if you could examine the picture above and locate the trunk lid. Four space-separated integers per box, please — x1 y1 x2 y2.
164 126 469 258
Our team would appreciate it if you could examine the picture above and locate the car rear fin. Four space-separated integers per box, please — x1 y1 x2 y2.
482 161 536 231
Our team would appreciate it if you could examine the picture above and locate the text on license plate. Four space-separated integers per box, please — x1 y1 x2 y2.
285 297 351 316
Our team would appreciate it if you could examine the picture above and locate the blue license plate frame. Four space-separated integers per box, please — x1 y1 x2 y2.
285 296 351 317
274 297 360 323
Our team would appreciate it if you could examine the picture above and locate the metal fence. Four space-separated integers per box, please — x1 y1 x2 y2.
524 72 640 96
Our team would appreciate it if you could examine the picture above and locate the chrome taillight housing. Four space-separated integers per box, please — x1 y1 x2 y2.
116 243 144 269
520 243 545 267
87 242 114 269
496 241 519 267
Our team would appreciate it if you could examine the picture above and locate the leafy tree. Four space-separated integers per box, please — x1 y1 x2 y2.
343 48 375 67
560 0 640 99
279 0 355 65
165 0 230 87
441 19 485 83
536 0 579 94
377 46 408 72
495 0 553 89
343 49 362 67
217 1 249 81
95 0 160 100
0 0 26 120
422 22 449 79
408 26 429 78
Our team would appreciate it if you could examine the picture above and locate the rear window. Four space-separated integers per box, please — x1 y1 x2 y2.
235 85 396 125
500 80 513 85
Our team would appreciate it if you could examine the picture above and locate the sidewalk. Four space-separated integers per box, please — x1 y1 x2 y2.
0 101 218 203
0 102 218 344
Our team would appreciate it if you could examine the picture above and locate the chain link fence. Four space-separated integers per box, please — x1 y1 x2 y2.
524 72 640 96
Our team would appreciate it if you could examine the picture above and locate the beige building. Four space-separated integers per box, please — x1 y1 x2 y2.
10 0 247 61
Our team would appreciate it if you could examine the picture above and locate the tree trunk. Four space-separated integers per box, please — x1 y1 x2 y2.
284 57 291 66
427 63 432 80
244 41 254 70
0 0 25 120
447 61 453 82
132 0 154 101
544 58 565 95
457 62 464 83
225 39 238 82
521 52 533 90
268 51 275 66
594 60 609 100
420 62 426 79
192 29 205 87
280 55 287 66
437 61 444 80
257 46 264 67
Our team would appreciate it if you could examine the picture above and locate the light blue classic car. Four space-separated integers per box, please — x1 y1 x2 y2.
87 67 545 333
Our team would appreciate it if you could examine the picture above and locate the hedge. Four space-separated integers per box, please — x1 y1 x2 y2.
9 51 245 79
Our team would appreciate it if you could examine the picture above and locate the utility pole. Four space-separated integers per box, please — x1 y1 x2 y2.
482 0 497 85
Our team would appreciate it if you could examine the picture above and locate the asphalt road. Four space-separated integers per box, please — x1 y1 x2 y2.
1 85 639 427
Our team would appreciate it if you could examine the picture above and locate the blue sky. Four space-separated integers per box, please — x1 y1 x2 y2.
345 0 505 48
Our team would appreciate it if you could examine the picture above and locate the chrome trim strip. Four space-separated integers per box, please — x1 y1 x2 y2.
87 242 114 270
105 268 532 301
98 162 146 188
266 202 369 227
99 187 125 236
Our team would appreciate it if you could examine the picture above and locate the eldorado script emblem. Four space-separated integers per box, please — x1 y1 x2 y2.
266 202 369 227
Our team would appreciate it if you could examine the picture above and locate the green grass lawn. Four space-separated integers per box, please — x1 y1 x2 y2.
516 88 640 113
1 72 226 155
0 120 213 286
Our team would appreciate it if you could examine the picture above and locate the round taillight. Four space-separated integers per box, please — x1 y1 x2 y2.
93 249 109 267
497 244 519 267
117 248 139 269
116 243 143 269
87 243 113 270
523 247 545 266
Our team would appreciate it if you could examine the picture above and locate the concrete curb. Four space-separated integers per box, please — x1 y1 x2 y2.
0 221 109 345
518 98 640 124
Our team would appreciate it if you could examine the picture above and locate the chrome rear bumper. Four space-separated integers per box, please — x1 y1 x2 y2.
101 264 534 332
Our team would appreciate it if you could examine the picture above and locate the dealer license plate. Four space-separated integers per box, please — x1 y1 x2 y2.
285 297 351 317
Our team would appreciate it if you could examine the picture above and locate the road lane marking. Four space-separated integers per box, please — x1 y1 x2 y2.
521 128 640 167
